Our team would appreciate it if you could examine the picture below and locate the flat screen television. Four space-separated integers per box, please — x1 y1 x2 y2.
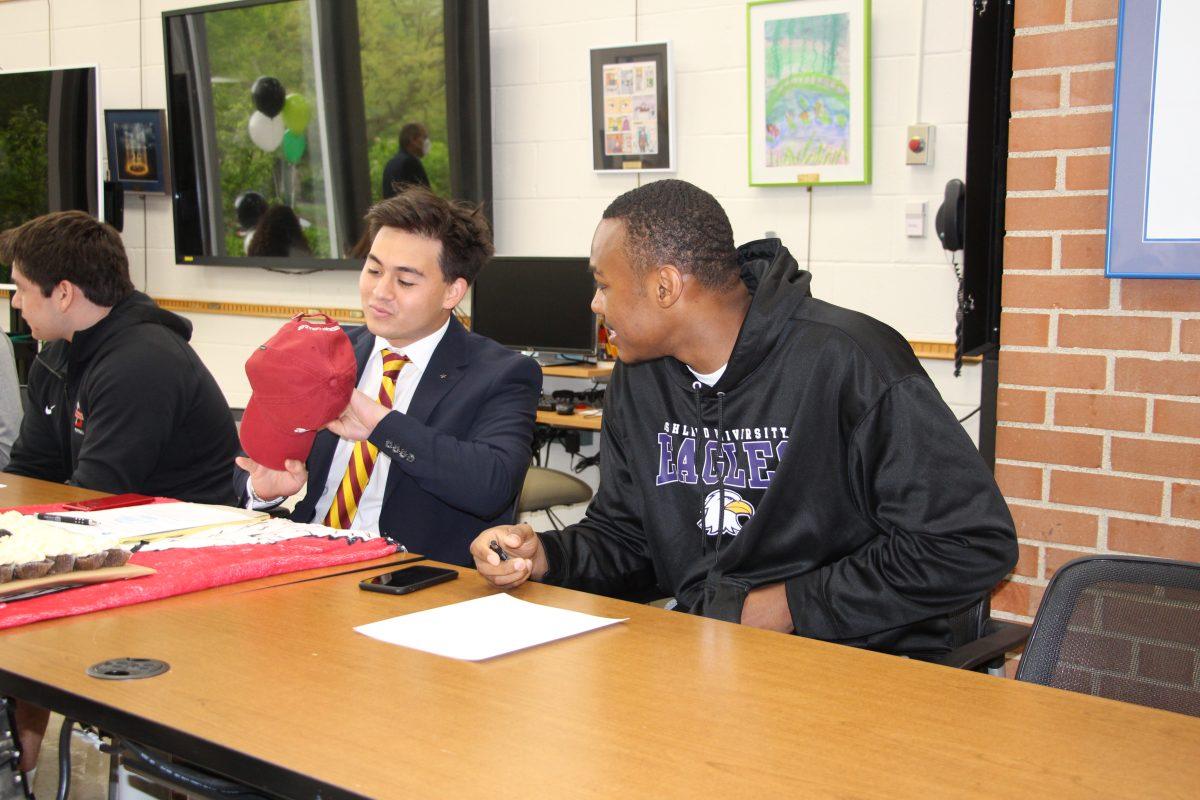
163 0 491 270
0 65 100 372
0 66 101 251
471 257 597 357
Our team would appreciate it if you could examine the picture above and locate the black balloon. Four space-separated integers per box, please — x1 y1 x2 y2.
251 76 286 117
234 191 268 229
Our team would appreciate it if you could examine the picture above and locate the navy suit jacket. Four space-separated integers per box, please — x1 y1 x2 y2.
237 318 541 566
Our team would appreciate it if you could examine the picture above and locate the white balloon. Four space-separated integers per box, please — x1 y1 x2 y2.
247 111 284 151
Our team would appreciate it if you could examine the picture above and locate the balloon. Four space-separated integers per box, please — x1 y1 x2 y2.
251 76 286 117
247 111 284 151
281 93 311 134
234 191 267 229
282 130 306 164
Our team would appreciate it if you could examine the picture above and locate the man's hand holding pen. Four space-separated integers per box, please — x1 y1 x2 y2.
471 523 548 588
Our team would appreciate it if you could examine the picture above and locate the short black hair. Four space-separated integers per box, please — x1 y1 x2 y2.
364 185 494 286
0 210 133 306
399 122 426 150
601 179 738 290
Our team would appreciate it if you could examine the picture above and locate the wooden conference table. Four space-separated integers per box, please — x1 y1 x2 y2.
1 477 1199 799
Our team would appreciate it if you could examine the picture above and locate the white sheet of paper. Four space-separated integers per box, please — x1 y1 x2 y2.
354 593 626 661
40 503 263 544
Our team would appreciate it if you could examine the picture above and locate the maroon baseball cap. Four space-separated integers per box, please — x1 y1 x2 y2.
240 314 357 470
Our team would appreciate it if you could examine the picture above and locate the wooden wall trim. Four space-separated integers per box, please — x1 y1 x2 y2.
0 290 978 362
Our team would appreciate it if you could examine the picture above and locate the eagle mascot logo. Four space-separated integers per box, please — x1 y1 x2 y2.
698 489 755 537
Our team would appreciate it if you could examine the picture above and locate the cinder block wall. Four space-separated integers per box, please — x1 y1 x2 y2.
993 0 1200 628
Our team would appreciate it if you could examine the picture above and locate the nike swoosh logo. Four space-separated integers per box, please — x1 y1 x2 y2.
44 405 56 415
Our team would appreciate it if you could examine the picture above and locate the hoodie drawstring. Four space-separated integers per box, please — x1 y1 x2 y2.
714 391 727 553
693 382 729 554
692 382 707 553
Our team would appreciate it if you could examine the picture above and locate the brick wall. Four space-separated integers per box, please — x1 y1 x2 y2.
993 0 1200 625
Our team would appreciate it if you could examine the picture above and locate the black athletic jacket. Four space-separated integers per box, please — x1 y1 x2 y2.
5 292 239 504
538 240 1017 657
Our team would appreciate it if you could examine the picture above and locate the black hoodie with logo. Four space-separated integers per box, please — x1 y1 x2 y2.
5 291 239 504
538 240 1017 657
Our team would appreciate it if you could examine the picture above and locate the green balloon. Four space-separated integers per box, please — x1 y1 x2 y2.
281 93 311 134
282 130 307 164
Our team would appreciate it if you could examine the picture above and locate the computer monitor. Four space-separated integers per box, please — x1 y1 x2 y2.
0 66 101 235
470 257 596 357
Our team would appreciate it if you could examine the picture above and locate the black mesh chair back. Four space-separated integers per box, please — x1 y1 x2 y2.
1015 555 1200 717
946 594 990 650
931 593 1028 674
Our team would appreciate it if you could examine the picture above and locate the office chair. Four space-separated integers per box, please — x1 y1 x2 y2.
1013 555 1200 717
930 593 1029 676
518 466 592 530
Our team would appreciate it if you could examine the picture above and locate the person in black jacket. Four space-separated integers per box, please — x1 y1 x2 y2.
1 210 240 778
473 179 1017 659
0 211 239 504
381 122 431 198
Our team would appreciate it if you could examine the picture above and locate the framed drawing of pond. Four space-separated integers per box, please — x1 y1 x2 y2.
746 0 871 186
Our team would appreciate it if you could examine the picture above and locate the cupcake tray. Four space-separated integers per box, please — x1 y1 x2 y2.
0 564 156 603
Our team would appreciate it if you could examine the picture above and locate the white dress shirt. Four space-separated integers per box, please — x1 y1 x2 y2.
308 317 450 532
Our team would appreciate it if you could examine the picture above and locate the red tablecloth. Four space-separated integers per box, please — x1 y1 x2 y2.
0 500 399 629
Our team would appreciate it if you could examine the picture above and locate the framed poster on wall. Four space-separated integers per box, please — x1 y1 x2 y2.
746 0 871 186
1106 0 1200 278
104 109 170 195
589 41 674 173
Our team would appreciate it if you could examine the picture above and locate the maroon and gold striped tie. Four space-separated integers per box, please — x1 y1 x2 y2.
324 349 409 528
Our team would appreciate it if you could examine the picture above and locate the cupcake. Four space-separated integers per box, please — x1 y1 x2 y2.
0 533 49 581
103 548 131 568
49 553 77 574
73 553 107 571
0 564 13 583
14 559 53 580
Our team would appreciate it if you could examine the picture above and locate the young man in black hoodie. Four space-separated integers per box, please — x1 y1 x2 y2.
1 210 240 777
473 179 1017 658
1 211 239 501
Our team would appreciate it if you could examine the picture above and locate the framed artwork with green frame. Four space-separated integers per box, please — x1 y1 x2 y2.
746 0 871 186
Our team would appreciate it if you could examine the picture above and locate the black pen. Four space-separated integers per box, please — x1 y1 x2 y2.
36 513 100 526
488 539 510 562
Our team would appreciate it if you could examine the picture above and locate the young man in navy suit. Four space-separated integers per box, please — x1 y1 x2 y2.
234 187 541 565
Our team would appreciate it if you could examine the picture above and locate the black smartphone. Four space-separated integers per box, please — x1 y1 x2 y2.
359 565 458 595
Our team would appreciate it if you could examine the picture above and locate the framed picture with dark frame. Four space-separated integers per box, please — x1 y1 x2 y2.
104 109 170 195
589 41 674 173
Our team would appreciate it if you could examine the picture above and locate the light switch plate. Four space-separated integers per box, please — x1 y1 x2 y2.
905 201 926 237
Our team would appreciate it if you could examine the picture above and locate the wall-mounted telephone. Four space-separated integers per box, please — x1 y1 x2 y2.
936 178 969 376
935 178 965 252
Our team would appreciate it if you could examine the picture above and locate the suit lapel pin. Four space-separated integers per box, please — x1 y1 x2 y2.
439 373 448 379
